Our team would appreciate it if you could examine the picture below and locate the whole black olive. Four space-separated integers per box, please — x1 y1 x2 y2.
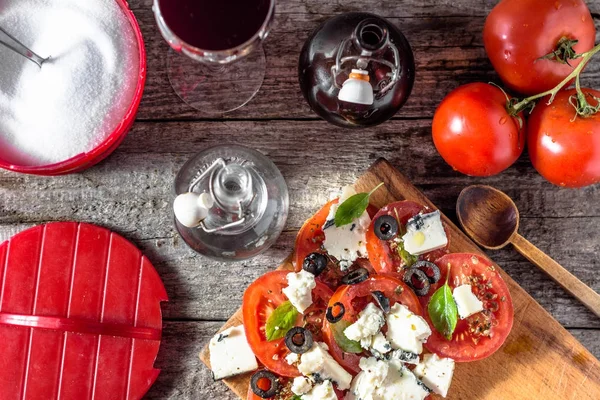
303 252 328 276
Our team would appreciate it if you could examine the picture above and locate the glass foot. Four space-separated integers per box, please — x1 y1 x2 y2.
167 46 266 114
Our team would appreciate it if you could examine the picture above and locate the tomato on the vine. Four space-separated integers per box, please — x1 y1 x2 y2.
483 0 595 95
528 88 600 188
432 83 525 177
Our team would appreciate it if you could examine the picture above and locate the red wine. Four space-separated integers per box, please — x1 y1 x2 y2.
158 0 271 51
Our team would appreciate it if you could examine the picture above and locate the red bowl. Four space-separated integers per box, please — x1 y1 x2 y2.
0 0 146 176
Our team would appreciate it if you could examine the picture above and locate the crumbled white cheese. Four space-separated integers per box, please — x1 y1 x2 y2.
291 376 313 396
344 303 385 342
208 325 258 380
323 186 371 270
402 210 448 256
386 303 431 355
298 342 352 390
282 270 316 314
302 380 338 400
361 331 392 356
286 352 300 365
346 358 430 400
453 284 484 319
414 353 455 397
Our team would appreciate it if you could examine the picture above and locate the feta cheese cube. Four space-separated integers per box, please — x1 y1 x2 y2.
282 270 316 314
386 303 431 355
414 353 455 397
208 325 258 380
402 210 448 256
298 342 353 390
301 380 338 400
453 284 484 319
344 303 385 342
323 186 371 270
291 376 313 396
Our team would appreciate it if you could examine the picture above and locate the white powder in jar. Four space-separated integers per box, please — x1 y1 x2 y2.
0 0 140 166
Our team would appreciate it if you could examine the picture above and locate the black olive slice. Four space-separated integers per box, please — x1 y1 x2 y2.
374 215 399 240
341 267 369 285
412 260 441 284
303 252 328 277
403 267 431 296
250 370 280 398
284 327 314 354
326 302 346 323
371 290 391 313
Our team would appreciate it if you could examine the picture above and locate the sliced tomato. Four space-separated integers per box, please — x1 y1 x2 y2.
293 199 378 289
366 201 450 276
243 271 333 377
422 253 514 362
322 275 422 374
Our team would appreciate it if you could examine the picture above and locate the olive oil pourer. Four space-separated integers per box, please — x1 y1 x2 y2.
0 26 49 67
299 13 415 128
173 145 289 261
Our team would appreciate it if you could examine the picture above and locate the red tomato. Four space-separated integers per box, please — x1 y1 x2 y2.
322 275 422 374
528 89 600 188
422 254 514 362
432 83 525 176
243 271 333 377
366 201 450 276
484 0 595 95
294 199 377 289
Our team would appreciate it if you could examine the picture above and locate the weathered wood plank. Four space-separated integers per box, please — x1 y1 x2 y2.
144 321 599 400
123 5 600 120
1 120 598 327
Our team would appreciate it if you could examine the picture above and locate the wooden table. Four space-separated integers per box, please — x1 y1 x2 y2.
1 0 599 398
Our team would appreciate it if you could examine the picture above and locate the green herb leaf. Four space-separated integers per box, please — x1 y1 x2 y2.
334 183 384 227
265 301 299 341
291 396 303 400
427 277 458 340
397 240 418 268
330 320 362 353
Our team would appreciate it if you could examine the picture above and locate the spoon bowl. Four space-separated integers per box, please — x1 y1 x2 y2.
457 184 600 317
457 185 519 249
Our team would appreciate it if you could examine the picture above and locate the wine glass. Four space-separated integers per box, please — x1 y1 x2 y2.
153 0 275 114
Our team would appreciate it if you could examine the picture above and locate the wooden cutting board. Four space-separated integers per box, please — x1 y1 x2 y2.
199 158 600 399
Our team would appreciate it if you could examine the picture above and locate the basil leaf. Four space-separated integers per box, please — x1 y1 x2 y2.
265 301 299 341
291 396 302 400
334 182 384 227
428 283 458 340
330 320 362 353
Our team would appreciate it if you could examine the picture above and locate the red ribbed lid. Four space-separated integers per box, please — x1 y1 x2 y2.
0 222 168 399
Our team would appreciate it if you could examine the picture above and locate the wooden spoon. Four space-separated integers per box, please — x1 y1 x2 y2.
457 185 600 317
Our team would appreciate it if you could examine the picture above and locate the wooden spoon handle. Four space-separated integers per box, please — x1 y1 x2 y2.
511 233 600 317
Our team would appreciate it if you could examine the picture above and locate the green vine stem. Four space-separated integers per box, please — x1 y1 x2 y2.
508 42 600 117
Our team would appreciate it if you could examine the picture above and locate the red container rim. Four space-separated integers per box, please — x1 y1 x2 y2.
0 0 147 176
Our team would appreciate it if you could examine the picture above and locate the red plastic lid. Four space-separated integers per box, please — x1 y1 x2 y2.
0 222 168 399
